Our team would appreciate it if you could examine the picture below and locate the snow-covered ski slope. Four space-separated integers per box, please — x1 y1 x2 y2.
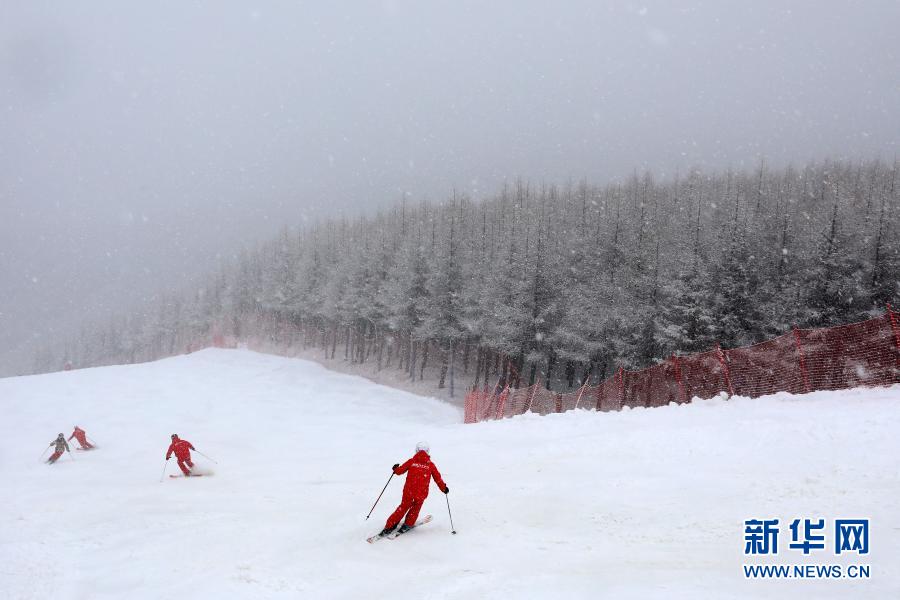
2 349 899 599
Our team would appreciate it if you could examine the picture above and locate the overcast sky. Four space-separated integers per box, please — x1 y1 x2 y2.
1 1 898 376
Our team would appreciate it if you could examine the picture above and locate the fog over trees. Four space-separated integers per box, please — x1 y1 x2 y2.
4 2 899 378
39 159 898 392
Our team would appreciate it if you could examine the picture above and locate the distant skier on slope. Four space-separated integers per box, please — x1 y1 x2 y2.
46 433 71 464
378 441 449 537
68 426 94 450
166 434 196 476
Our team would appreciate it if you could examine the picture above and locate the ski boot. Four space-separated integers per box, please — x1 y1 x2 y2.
378 526 394 538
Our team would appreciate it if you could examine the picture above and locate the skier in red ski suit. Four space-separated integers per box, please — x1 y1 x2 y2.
68 426 94 450
380 442 449 536
165 434 196 476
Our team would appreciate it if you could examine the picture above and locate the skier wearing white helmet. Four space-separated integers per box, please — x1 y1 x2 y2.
377 441 449 537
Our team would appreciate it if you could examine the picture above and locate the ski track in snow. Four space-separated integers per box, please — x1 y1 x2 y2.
2 348 899 599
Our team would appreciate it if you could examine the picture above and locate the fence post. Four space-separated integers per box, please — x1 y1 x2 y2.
495 385 510 420
485 377 501 420
573 380 589 410
715 343 735 397
672 354 687 404
889 304 900 368
792 326 811 393
616 367 625 409
526 380 540 413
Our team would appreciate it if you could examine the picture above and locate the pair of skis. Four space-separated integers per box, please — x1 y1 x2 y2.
366 515 432 543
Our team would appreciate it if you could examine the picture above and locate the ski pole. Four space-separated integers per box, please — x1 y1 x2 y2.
365 473 394 520
194 450 218 464
87 436 99 447
159 460 169 482
445 494 457 534
38 446 50 462
68 449 75 461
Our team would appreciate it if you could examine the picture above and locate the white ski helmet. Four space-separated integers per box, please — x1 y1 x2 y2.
415 441 430 454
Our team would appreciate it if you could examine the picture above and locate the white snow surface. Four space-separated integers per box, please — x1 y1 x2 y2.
2 348 899 599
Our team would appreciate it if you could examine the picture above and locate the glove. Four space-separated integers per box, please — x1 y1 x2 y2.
443 486 449 494
166 457 171 461
392 463 399 471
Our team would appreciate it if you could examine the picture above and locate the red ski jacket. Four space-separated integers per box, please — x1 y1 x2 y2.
393 450 447 500
68 427 87 442
166 438 195 460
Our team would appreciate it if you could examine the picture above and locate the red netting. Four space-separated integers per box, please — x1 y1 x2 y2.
558 387 585 412
463 311 900 423
595 377 621 412
474 389 496 422
464 391 477 424
622 362 681 408
678 350 728 402
503 387 531 418
528 387 558 415
725 333 805 398
798 315 899 391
